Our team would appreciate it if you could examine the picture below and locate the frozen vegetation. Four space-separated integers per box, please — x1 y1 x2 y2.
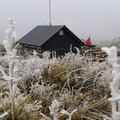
97 37 120 48
0 19 114 120
102 46 120 120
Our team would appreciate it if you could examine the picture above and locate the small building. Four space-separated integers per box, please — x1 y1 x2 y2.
17 25 85 56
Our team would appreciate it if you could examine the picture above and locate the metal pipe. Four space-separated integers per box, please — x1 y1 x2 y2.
49 0 52 26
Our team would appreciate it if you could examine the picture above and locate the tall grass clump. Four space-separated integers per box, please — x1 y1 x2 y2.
13 50 112 119
0 49 112 119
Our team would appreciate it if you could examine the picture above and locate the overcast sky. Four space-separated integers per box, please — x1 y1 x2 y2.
0 0 120 43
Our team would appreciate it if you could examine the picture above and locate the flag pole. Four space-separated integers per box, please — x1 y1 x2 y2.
49 0 52 26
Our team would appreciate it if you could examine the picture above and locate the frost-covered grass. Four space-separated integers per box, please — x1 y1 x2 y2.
0 50 112 120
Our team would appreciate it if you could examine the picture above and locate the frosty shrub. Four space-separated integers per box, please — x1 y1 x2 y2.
0 94 42 120
30 82 57 100
0 25 113 120
0 48 112 119
7 51 112 119
17 52 59 95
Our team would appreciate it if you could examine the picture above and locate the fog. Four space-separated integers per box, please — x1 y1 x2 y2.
0 0 120 44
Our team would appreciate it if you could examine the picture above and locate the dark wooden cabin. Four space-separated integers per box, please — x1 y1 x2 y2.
17 25 85 56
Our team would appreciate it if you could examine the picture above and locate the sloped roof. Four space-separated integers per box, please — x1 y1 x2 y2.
17 25 85 46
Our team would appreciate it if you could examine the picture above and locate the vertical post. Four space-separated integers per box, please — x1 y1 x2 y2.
101 46 120 120
49 0 52 26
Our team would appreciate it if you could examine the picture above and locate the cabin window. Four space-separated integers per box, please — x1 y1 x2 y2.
59 30 64 36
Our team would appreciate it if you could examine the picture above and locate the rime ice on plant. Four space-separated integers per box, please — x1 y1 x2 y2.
102 46 120 120
49 99 61 120
60 109 77 120
0 18 21 120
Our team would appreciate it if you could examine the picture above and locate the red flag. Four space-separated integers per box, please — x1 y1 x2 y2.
85 37 91 45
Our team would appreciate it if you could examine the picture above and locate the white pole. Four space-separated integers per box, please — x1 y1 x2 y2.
49 0 52 26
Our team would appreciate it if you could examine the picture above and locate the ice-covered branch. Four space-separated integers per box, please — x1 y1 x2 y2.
0 66 8 78
3 18 18 53
60 109 77 120
102 46 117 65
0 111 10 119
101 46 120 120
49 99 61 120
0 18 21 120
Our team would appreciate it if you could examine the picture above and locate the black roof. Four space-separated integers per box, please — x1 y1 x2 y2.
17 25 85 46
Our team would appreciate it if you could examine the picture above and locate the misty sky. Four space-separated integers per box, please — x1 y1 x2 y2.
0 0 120 43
